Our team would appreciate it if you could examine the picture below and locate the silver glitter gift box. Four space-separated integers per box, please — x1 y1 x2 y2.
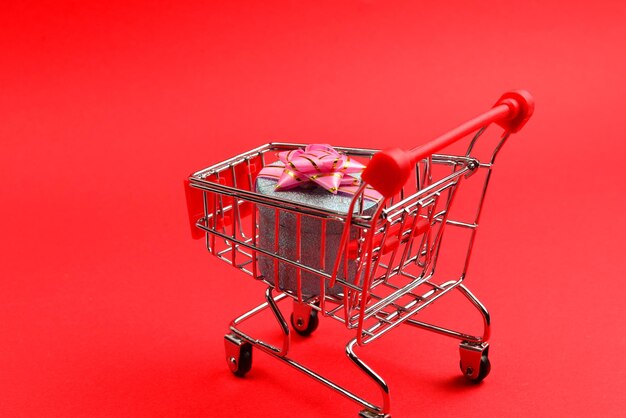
256 176 380 298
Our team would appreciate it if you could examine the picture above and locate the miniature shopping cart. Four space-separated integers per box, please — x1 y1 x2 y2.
185 91 534 417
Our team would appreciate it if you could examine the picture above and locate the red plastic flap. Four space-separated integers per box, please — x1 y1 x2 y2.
186 156 262 239
185 178 206 240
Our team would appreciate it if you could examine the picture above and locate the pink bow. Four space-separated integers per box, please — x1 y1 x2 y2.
269 144 365 194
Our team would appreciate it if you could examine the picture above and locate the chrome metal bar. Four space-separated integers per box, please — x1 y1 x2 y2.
362 272 429 320
403 319 483 343
202 191 212 254
296 213 302 302
465 126 486 156
251 200 258 279
346 339 390 415
191 143 270 179
265 287 291 356
190 154 471 226
191 181 368 222
319 219 327 307
230 290 291 356
457 284 491 342
384 166 471 216
228 290 388 415
359 278 463 345
442 219 477 229
273 207 280 288
461 132 511 277
260 346 385 414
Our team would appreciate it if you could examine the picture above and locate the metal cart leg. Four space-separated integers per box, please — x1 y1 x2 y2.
457 284 491 382
346 339 391 418
399 281 492 382
226 287 291 357
457 283 490 342
224 287 392 417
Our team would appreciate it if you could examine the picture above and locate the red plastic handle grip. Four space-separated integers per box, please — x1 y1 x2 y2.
361 90 534 198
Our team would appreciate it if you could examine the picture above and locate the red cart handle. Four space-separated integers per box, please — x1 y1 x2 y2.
361 90 534 198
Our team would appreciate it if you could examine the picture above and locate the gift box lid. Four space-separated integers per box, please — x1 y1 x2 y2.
255 176 380 216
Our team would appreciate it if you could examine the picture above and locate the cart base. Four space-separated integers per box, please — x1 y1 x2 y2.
224 284 491 416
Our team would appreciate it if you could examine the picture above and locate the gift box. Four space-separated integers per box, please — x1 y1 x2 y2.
255 145 382 298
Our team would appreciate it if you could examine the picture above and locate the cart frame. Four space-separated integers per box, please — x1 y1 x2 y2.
185 91 534 417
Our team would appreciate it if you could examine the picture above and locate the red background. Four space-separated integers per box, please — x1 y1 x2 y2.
2 1 625 417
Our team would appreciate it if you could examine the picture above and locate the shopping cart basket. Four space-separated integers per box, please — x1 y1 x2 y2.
185 90 534 417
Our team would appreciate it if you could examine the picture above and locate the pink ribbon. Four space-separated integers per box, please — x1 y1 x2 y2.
257 144 382 201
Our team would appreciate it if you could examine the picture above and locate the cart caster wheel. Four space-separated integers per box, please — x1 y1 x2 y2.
290 303 319 337
459 342 490 382
224 334 252 377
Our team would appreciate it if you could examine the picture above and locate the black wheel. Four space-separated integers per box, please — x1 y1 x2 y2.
460 355 491 383
228 341 252 377
290 308 319 336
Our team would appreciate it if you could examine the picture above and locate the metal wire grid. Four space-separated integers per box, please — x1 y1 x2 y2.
188 124 509 344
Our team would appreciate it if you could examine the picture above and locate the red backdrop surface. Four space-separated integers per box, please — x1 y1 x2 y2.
2 1 625 417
